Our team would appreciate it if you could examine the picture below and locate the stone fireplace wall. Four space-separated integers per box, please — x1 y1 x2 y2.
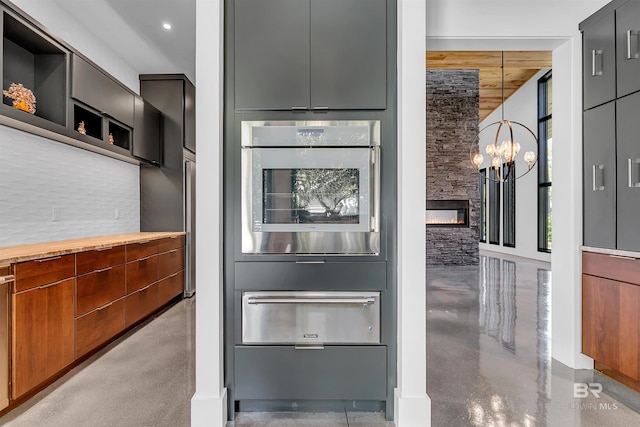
426 69 480 265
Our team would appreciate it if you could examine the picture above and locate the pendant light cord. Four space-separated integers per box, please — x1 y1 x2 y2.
501 51 505 122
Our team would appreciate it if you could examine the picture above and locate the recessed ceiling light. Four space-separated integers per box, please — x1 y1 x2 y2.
162 22 172 30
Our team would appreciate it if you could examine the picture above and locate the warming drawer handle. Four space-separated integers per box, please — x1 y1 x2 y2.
247 297 376 305
0 275 15 284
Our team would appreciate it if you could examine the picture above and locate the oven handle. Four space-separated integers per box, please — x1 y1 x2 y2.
247 296 376 305
371 146 380 232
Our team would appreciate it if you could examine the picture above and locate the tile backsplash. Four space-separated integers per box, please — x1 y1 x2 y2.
0 125 139 246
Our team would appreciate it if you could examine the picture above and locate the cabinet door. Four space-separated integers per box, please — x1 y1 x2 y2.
617 92 640 251
582 275 620 371
234 0 310 110
133 96 161 165
583 102 616 248
310 0 386 109
583 12 616 110
71 55 134 127
617 0 640 98
12 278 75 398
184 79 196 153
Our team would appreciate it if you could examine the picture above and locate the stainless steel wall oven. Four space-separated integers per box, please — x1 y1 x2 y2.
241 120 381 255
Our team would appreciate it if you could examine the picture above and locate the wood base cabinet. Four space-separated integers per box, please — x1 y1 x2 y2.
11 278 75 399
582 252 640 389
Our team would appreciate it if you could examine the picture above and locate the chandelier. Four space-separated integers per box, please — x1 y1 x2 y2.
470 52 538 182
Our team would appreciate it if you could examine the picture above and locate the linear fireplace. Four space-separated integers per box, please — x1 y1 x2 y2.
425 200 469 227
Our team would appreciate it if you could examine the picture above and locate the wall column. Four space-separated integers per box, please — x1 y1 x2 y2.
395 0 430 425
191 0 227 425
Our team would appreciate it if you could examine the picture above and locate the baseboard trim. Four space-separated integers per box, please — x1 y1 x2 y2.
394 389 431 427
191 388 228 427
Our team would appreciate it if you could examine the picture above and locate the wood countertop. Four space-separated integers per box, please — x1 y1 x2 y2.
0 232 185 264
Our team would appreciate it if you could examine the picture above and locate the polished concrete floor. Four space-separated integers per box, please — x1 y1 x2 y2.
2 250 640 426
427 250 640 426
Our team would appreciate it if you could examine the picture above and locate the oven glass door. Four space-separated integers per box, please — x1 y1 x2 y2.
244 147 375 233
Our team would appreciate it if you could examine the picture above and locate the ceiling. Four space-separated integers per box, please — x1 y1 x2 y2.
426 51 552 121
52 0 196 83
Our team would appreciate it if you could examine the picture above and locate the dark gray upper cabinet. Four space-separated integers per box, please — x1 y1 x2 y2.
2 11 67 128
583 12 616 110
133 96 161 165
71 54 134 127
583 102 616 249
140 74 196 159
616 92 640 251
234 0 310 110
310 0 386 110
234 0 386 110
616 0 640 98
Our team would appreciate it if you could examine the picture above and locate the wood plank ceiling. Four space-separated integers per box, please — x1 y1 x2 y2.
426 51 552 121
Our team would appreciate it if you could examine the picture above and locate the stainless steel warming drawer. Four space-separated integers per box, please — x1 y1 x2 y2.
242 291 381 345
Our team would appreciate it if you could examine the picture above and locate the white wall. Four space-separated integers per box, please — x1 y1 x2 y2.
0 1 142 247
0 126 139 246
478 69 552 263
427 0 611 369
10 0 139 93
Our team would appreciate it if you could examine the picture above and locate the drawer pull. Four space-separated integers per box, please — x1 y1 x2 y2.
95 266 113 274
168 249 179 254
295 344 325 350
137 240 150 245
295 260 325 264
592 49 604 76
36 256 61 262
96 301 114 311
627 30 640 60
95 246 114 252
137 254 155 262
609 254 636 260
0 275 15 284
248 296 375 305
592 164 605 191
38 280 63 290
138 284 153 293
168 272 180 279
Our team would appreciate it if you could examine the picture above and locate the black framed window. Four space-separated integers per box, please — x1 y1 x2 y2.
489 167 500 245
503 164 515 247
479 168 487 243
538 71 552 252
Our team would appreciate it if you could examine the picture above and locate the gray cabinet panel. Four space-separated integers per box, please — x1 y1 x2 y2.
235 345 386 400
310 0 386 109
133 96 161 165
617 0 640 98
616 92 640 251
583 102 616 248
71 55 134 127
140 77 189 169
184 79 196 153
235 261 387 290
583 12 616 110
234 0 310 110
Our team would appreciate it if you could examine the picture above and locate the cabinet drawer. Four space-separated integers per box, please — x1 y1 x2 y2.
125 284 158 328
76 298 125 357
583 252 640 286
158 248 184 279
125 256 158 293
125 240 157 262
157 236 185 253
76 245 125 275
158 271 184 306
235 345 386 400
14 254 75 292
76 264 126 316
